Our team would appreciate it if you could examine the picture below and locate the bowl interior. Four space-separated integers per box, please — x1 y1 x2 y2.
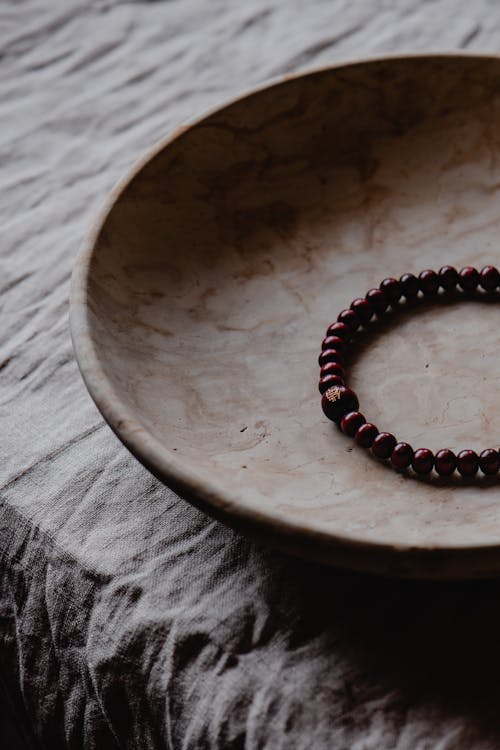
76 56 500 575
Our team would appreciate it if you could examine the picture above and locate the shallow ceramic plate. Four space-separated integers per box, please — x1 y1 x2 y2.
71 54 500 579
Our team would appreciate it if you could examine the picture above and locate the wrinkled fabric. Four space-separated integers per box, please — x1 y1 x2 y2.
3 1 500 748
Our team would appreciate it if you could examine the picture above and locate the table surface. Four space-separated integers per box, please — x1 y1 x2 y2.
3 1 500 748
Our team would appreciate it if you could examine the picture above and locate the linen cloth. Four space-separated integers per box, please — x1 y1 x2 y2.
3 1 500 748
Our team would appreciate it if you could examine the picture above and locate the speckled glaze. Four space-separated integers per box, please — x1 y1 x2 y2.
71 55 500 579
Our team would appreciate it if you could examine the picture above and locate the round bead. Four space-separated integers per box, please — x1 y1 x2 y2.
456 449 479 477
326 321 353 341
320 361 345 377
318 374 344 394
412 448 434 475
350 297 373 325
321 386 359 423
321 335 346 351
419 269 439 295
372 432 397 459
400 273 420 299
366 288 388 315
434 449 457 476
340 411 366 437
338 308 360 331
479 448 499 475
458 266 479 294
391 442 414 469
355 422 379 448
380 277 402 305
438 265 459 291
318 348 344 367
320 362 345 379
479 265 500 293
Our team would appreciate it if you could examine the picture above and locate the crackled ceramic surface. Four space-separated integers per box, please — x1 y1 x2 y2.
71 55 500 577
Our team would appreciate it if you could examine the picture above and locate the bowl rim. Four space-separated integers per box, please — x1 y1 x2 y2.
70 51 500 578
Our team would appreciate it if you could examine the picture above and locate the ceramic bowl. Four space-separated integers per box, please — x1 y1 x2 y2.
71 54 500 578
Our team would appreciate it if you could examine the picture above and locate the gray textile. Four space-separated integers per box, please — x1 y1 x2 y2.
3 1 500 748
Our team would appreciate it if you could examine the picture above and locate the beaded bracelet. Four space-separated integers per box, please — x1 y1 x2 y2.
319 265 500 478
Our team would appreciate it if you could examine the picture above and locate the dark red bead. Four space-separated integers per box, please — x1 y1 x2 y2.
479 448 499 475
479 265 500 292
438 265 459 291
321 385 359 423
434 449 457 476
456 449 479 477
400 273 420 299
391 442 414 469
320 361 344 377
419 269 439 295
318 374 344 394
380 277 402 305
320 362 345 379
412 448 434 474
338 308 360 331
326 321 353 341
321 335 346 352
480 448 500 475
372 432 397 459
350 297 373 325
355 422 379 448
458 266 479 293
366 288 388 315
340 411 366 437
318 348 344 367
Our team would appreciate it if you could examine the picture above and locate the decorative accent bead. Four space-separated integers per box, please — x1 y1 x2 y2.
438 265 459 291
318 348 344 367
338 308 360 330
458 266 479 293
321 386 359 423
321 335 346 351
479 448 499 475
479 265 500 293
434 449 457 476
366 288 388 315
412 448 434 475
350 297 373 325
456 449 479 476
380 277 402 305
318 374 344 394
326 321 353 340
372 432 397 459
418 269 439 295
399 273 420 299
340 411 366 437
391 442 414 469
320 362 345 379
355 422 379 448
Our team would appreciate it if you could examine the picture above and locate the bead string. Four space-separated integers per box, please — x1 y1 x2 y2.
319 265 500 478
